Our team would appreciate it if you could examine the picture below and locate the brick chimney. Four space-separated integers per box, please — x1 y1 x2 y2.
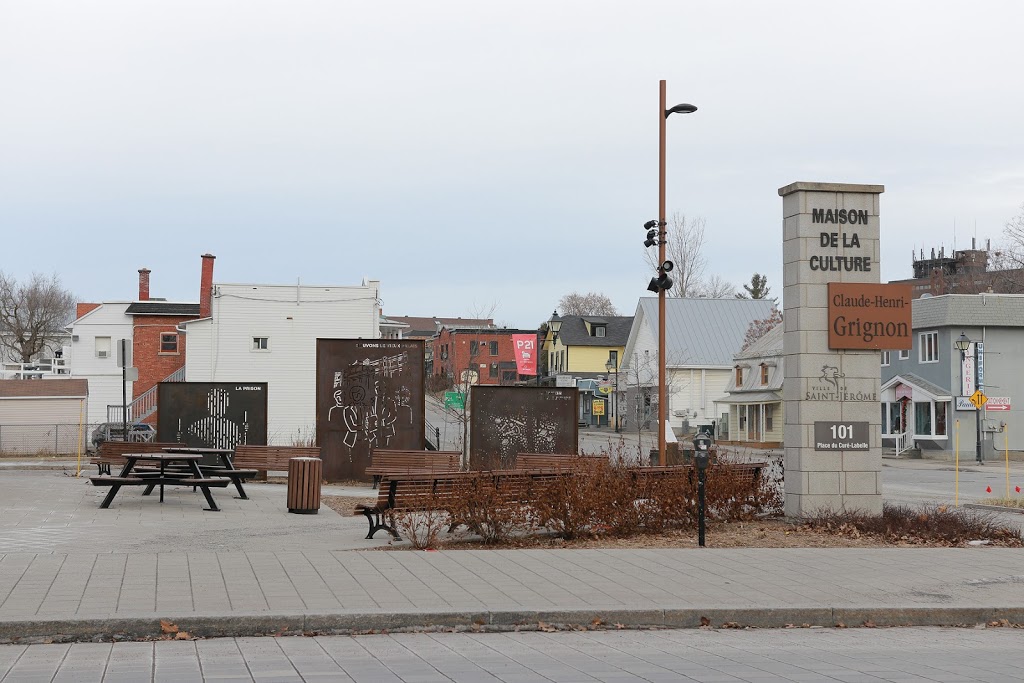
200 254 216 318
138 268 151 301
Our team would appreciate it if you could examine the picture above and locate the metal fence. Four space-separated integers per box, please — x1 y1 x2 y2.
0 423 98 456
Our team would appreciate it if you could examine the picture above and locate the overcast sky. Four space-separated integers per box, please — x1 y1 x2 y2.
2 1 1022 328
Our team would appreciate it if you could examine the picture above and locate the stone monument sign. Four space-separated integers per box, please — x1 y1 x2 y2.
780 181 894 516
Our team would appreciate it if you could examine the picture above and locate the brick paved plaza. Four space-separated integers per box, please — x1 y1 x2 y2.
2 469 1024 681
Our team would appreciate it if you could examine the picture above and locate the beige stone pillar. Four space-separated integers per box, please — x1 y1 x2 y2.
780 182 884 517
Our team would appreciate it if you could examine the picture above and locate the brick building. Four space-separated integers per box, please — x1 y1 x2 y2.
123 254 214 422
889 239 1024 298
433 326 539 386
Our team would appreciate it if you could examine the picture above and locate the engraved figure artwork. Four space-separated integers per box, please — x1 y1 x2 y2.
328 352 412 454
178 388 249 449
492 410 558 462
820 365 846 390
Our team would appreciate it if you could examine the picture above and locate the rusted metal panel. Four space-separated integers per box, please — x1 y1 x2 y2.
470 386 578 470
157 382 268 454
316 339 425 482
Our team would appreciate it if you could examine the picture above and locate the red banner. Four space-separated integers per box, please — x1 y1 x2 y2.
512 334 538 376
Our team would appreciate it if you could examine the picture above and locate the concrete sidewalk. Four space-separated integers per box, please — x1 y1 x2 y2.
1 546 1023 642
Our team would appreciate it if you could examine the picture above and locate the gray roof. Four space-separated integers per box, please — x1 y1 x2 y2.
913 294 1024 329
555 315 633 347
883 373 951 400
638 297 775 366
125 302 200 316
735 321 783 360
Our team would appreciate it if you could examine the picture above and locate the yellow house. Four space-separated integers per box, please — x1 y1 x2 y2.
544 312 632 378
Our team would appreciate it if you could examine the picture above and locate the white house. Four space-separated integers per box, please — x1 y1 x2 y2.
181 278 381 445
619 297 775 432
66 303 134 425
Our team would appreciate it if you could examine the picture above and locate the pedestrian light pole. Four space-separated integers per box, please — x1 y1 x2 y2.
652 80 696 466
606 358 620 433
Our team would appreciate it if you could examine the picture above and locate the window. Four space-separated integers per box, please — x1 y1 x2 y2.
765 405 774 431
592 325 606 338
760 364 769 385
469 341 479 356
95 336 111 358
735 367 743 386
608 350 618 368
898 349 910 360
501 370 517 383
914 402 932 435
919 331 939 363
160 333 179 354
935 402 947 436
881 351 890 366
489 363 498 378
252 336 269 351
489 341 498 356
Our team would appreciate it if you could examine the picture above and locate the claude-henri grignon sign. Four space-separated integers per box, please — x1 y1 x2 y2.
828 282 912 350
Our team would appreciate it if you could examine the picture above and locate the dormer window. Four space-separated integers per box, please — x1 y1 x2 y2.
591 325 606 338
735 366 743 385
760 364 769 385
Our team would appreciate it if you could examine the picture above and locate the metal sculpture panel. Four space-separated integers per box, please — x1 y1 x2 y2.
157 382 268 449
470 386 578 470
316 339 425 481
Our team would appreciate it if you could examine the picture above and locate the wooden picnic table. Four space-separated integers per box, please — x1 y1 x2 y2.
161 447 257 500
89 453 229 511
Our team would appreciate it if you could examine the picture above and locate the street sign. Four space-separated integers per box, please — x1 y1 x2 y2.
986 397 1011 411
444 391 465 411
969 390 988 410
592 399 605 416
597 384 612 395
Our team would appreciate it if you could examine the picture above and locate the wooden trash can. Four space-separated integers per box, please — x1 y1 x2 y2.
287 457 322 514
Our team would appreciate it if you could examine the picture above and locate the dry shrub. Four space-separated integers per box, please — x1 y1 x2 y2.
391 507 450 549
531 460 628 539
447 474 532 544
802 503 1023 546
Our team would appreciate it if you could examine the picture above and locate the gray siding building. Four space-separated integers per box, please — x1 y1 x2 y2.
881 294 1024 458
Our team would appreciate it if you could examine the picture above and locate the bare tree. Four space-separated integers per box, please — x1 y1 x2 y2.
693 274 736 298
1004 203 1024 268
741 306 782 351
557 292 618 316
643 212 707 297
0 272 75 363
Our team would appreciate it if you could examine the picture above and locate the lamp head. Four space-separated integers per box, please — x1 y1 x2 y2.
955 332 971 353
665 103 698 117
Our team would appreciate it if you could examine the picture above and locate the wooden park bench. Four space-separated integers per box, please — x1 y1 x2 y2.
514 453 606 471
354 469 565 539
365 449 461 488
92 441 184 475
232 445 321 480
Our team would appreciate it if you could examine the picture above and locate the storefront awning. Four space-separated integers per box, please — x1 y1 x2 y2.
715 391 782 404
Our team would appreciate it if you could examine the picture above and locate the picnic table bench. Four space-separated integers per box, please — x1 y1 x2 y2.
89 453 231 511
365 449 461 487
91 441 184 475
232 445 321 480
160 447 258 499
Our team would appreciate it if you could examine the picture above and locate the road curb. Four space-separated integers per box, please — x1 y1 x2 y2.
3 606 1023 643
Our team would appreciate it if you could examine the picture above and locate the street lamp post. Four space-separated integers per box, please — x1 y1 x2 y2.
655 80 697 466
605 359 620 433
955 332 983 464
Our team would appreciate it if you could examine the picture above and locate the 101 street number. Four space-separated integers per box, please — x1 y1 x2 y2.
814 421 869 451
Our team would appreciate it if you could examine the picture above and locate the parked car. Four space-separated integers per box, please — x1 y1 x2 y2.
89 422 156 451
